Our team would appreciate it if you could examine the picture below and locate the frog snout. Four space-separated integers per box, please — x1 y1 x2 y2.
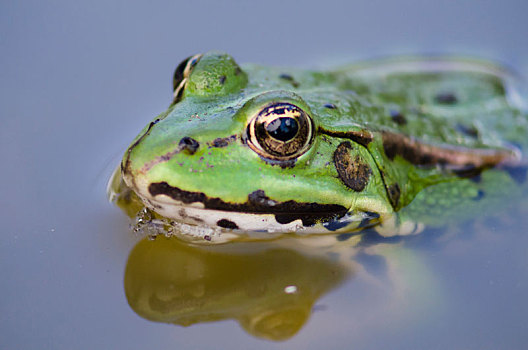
179 136 200 155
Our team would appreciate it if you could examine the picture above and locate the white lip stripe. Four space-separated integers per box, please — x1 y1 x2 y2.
150 197 308 232
129 179 360 237
139 194 362 238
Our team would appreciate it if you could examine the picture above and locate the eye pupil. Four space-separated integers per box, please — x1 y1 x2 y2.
266 117 298 141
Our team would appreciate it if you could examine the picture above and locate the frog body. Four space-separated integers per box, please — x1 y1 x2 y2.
110 52 527 242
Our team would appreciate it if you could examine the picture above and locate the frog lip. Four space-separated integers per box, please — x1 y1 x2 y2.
140 200 316 233
126 177 349 228
135 186 371 235
147 181 347 216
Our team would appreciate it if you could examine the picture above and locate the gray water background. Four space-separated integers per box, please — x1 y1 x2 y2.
1 0 528 349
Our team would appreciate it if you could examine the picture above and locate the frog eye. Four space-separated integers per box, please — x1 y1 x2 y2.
172 54 202 103
247 103 314 161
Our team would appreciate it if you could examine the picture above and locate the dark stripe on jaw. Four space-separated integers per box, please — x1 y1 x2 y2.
148 184 348 227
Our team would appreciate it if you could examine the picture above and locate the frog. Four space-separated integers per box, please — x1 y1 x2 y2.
108 51 528 243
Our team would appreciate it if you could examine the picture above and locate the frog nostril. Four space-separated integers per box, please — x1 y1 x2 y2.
179 136 200 154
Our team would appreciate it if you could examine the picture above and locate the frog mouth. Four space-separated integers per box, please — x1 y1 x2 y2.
124 176 352 233
145 181 348 227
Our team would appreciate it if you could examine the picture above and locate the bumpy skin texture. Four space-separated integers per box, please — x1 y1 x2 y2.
116 51 527 236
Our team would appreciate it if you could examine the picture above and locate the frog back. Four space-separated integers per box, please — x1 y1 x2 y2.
328 57 528 230
329 57 528 151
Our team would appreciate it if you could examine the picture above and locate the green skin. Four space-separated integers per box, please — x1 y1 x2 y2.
113 51 528 241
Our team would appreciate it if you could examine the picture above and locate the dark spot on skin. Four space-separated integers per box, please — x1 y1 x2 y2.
210 135 237 148
473 190 485 201
334 142 372 192
273 215 299 225
148 184 347 227
216 219 239 229
318 127 373 147
456 124 479 138
219 75 226 84
234 67 242 76
389 110 407 125
324 103 337 109
387 183 401 208
435 92 458 105
211 138 228 147
279 73 300 88
503 165 528 184
179 136 200 154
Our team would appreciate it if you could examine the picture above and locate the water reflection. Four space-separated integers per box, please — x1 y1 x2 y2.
124 236 350 341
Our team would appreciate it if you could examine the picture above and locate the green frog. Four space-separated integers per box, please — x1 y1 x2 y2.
109 51 527 242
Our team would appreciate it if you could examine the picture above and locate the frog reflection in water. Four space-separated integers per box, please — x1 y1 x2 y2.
124 235 350 341
110 52 527 340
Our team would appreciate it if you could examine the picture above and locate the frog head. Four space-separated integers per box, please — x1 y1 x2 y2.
120 52 398 235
